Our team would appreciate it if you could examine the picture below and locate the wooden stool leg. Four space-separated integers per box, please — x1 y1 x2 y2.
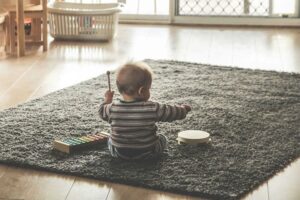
42 20 47 51
9 15 16 54
4 15 10 53
32 18 36 40
42 0 48 51
17 0 25 57
34 18 42 41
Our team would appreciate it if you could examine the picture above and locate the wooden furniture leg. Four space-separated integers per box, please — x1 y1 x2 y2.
9 13 16 54
31 18 42 41
4 14 10 53
32 18 36 41
42 0 47 51
16 0 25 57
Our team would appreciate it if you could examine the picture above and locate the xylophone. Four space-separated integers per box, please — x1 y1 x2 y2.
53 132 109 154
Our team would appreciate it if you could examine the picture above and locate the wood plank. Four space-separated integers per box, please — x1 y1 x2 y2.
0 52 53 110
253 29 282 70
0 164 7 178
276 28 300 73
106 182 204 200
0 62 35 95
65 177 110 200
0 166 40 199
242 183 269 200
23 171 75 200
208 29 233 66
184 27 213 64
231 28 256 68
0 165 74 200
0 52 46 98
268 158 300 200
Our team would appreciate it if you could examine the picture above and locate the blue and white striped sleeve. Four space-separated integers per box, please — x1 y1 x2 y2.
155 103 187 122
99 103 112 122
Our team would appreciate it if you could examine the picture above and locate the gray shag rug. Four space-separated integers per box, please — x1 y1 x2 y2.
0 60 299 200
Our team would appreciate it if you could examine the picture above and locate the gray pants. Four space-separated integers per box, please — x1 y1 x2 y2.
108 134 168 160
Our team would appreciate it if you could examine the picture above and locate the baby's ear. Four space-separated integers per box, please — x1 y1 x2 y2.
138 86 144 95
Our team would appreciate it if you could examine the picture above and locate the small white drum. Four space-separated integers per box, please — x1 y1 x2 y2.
177 130 211 145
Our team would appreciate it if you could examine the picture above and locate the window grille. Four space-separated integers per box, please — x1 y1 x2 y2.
177 0 272 16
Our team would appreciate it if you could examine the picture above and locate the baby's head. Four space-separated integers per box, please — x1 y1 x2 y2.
116 62 153 101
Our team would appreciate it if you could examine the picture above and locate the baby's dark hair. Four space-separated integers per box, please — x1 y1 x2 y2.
116 62 153 95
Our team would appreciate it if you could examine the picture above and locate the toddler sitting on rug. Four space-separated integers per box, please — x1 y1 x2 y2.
99 61 191 160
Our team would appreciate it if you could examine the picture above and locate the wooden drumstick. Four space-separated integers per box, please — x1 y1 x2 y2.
106 71 111 92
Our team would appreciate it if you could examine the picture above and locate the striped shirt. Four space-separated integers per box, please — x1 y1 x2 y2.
99 99 187 149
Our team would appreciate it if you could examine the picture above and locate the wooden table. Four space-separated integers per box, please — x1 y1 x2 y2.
1 0 26 57
1 0 47 57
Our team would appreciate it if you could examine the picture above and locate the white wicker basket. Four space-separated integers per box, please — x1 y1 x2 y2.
47 2 122 41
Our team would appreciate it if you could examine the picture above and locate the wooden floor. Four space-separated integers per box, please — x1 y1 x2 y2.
0 24 299 200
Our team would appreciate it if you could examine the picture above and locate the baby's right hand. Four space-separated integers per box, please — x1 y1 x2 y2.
182 104 191 112
104 90 114 104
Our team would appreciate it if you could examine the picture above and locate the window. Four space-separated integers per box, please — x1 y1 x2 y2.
122 0 169 15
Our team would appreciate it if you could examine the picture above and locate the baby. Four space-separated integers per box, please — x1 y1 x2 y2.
99 61 191 160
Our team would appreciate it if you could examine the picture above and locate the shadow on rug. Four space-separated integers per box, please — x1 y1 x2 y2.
0 60 299 199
